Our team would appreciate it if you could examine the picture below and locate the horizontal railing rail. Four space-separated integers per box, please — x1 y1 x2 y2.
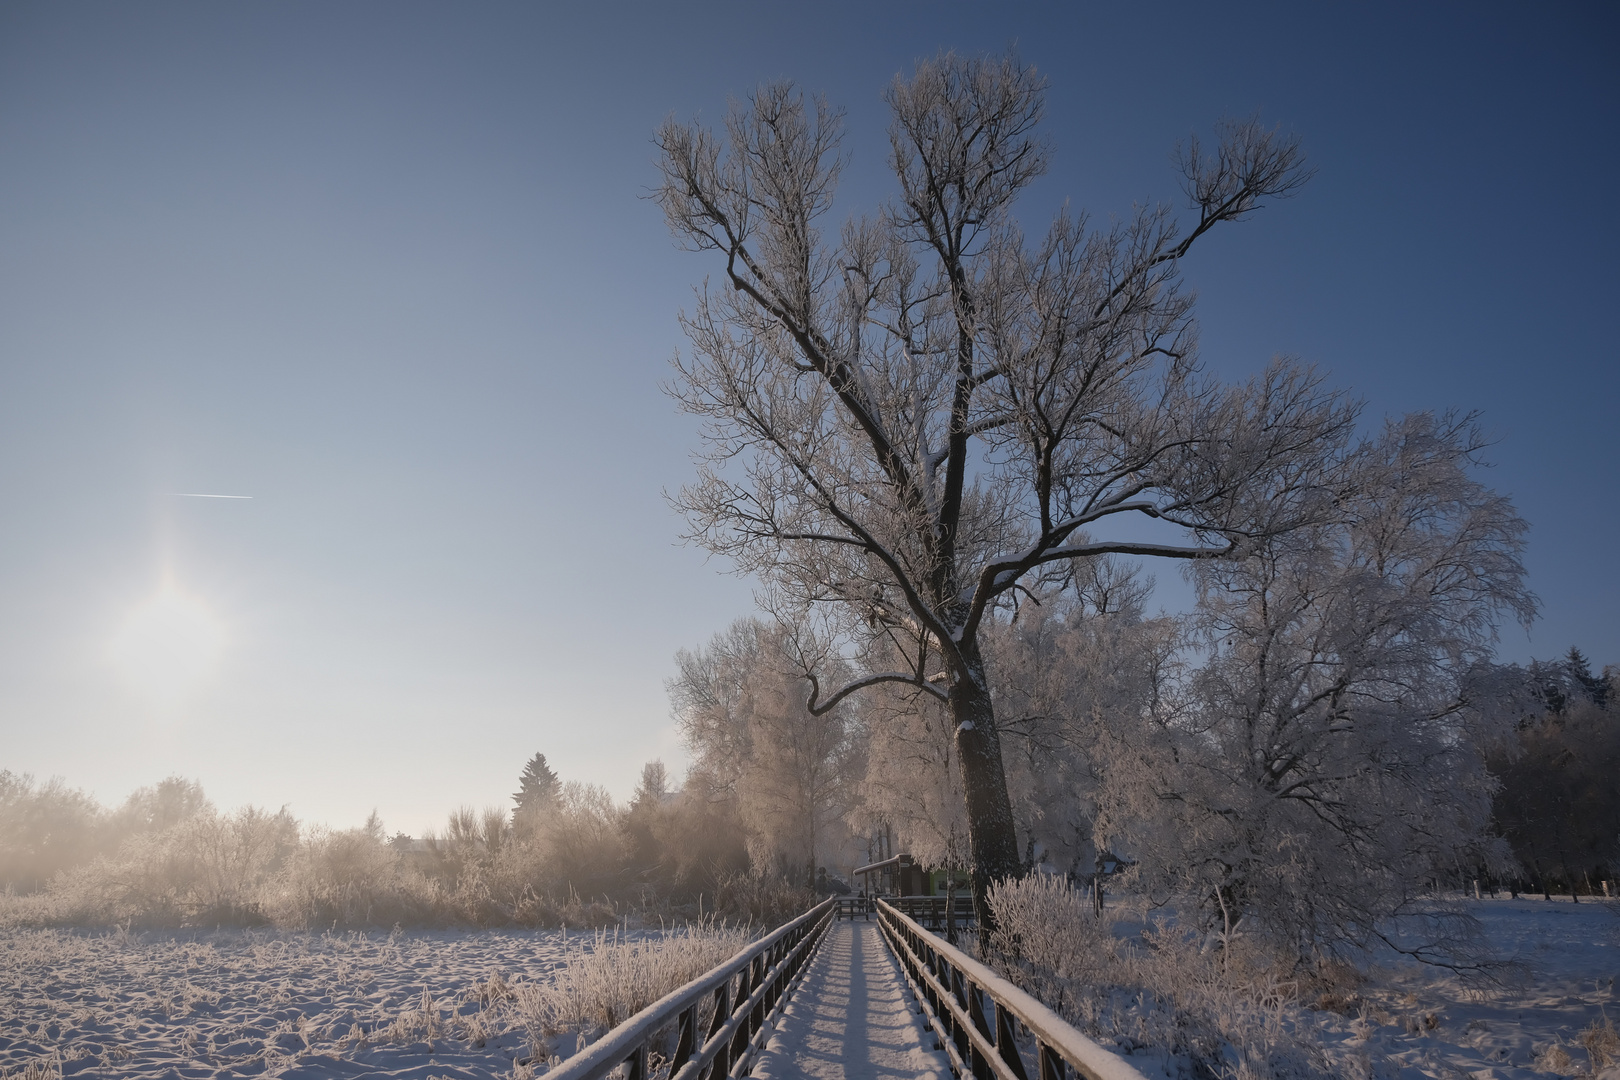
834 896 870 920
889 894 976 931
544 895 835 1080
876 898 1148 1080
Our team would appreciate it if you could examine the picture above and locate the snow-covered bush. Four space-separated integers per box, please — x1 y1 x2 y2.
263 814 438 929
512 919 755 1056
0 771 104 894
2 803 299 927
987 873 1348 1079
707 869 818 927
0 769 769 930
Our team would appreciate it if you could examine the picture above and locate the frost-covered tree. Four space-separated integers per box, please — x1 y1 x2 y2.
655 776 753 901
671 618 863 883
984 558 1176 882
622 760 671 890
655 50 1354 918
537 782 626 900
511 752 560 834
854 682 966 871
116 775 211 835
1490 650 1620 898
1102 413 1534 961
1564 648 1608 708
0 772 105 893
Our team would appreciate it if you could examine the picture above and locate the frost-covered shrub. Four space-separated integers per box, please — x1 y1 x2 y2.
987 874 1344 1079
264 815 439 929
513 919 755 1056
415 785 631 928
985 870 1122 1011
1582 1015 1620 1072
0 772 104 894
708 870 818 927
2 805 298 927
0 768 800 931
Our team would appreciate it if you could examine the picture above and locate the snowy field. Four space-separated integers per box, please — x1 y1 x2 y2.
1 900 1617 1079
0 925 586 1078
1312 898 1620 1079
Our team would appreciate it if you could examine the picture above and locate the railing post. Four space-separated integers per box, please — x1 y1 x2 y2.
728 962 754 1065
920 935 942 1019
967 982 993 1080
706 980 731 1080
626 1044 648 1080
749 954 766 1040
874 898 1151 1080
673 1004 696 1072
995 1000 1030 1080
949 964 970 1065
1038 1040 1065 1080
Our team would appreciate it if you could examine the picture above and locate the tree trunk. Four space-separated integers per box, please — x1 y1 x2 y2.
949 644 1022 940
1561 855 1579 902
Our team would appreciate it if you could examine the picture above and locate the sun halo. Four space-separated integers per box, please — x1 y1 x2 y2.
110 585 225 700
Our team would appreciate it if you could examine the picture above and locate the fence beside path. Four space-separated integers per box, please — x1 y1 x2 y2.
876 899 1147 1080
886 895 976 934
544 895 835 1080
544 891 1148 1080
836 894 976 932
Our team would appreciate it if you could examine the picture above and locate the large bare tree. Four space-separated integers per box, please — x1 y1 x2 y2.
655 51 1356 921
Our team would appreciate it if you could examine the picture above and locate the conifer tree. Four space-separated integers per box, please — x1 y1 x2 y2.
511 753 560 829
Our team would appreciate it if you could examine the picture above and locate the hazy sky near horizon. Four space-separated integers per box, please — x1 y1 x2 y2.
2 2 1615 835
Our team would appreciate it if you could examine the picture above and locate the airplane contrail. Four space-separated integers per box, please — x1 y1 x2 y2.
174 493 254 499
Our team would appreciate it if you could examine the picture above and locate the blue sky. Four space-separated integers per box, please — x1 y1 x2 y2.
1 2 1614 834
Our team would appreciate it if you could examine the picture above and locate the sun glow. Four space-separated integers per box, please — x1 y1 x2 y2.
111 585 225 700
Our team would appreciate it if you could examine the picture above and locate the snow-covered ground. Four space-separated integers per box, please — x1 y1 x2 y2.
0 925 579 1078
752 921 949 1080
1315 897 1620 1079
1 899 1616 1079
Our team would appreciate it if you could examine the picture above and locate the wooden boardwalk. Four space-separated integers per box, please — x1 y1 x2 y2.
750 920 952 1080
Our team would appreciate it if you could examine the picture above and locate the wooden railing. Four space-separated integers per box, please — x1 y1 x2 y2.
888 894 976 931
876 899 1148 1080
544 896 836 1080
838 894 975 927
834 896 870 920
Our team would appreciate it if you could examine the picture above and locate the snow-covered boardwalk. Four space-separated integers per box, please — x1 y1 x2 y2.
751 920 952 1080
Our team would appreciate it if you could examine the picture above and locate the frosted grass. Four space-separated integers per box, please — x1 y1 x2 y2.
0 920 756 1079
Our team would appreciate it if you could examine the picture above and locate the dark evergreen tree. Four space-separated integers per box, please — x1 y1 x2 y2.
1531 658 1569 715
511 753 560 827
1567 647 1609 708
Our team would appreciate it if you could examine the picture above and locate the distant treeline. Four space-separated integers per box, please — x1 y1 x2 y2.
0 757 810 930
2 646 1615 931
1488 649 1620 899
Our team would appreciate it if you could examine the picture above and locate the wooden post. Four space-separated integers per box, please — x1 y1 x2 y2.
672 1004 696 1071
995 998 1031 1080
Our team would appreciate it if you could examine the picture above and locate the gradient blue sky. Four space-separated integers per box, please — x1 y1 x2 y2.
2 2 1614 835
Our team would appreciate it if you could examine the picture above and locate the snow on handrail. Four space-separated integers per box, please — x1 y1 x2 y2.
876 898 1149 1080
544 895 835 1080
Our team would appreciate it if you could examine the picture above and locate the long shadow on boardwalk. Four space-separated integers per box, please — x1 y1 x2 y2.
752 920 951 1080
